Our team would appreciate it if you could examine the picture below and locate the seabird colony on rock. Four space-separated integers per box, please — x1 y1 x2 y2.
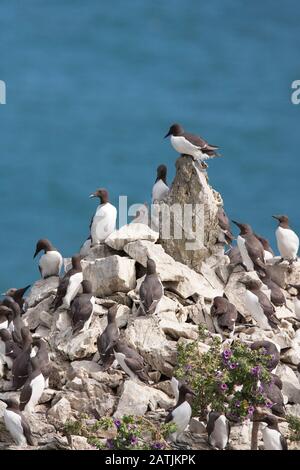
0 122 298 450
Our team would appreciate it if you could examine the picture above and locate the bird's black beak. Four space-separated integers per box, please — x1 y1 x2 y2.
20 285 31 295
164 130 171 139
33 249 39 259
272 215 280 221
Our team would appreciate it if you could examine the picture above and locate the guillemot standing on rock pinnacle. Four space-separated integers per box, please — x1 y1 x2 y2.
0 398 34 446
232 221 266 274
33 239 63 279
152 164 169 203
89 188 117 245
51 254 83 311
138 259 164 316
273 215 299 265
70 280 95 334
164 123 220 166
97 304 120 370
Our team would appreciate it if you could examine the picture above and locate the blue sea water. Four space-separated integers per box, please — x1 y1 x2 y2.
0 0 299 289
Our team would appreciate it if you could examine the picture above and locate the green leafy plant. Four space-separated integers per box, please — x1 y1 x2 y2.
287 414 300 442
175 326 272 421
64 415 175 450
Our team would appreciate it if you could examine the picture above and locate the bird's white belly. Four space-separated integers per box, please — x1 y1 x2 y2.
170 135 203 159
262 427 282 450
152 180 169 203
114 351 136 380
63 272 83 308
25 374 45 411
276 227 299 259
170 401 192 440
209 415 229 449
237 236 254 271
0 320 8 330
4 409 27 446
244 290 271 330
39 251 62 278
91 203 117 244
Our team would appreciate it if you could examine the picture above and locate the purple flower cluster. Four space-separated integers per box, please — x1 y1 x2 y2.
113 419 121 428
228 361 238 370
251 366 260 377
223 349 232 360
152 442 164 450
130 436 138 445
248 406 255 415
220 383 228 392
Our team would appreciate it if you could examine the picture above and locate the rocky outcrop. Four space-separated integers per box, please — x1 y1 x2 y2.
158 156 223 271
1 156 300 451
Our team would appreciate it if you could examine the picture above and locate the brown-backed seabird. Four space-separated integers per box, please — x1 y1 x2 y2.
51 254 83 311
89 188 117 245
273 215 299 265
138 259 163 316
33 239 63 278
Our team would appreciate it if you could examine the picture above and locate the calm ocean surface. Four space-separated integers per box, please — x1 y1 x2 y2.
0 0 299 289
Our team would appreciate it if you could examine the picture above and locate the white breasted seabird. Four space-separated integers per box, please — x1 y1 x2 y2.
254 234 274 262
2 285 31 311
232 221 265 273
2 297 25 346
164 123 220 163
51 254 83 311
138 259 164 316
260 415 287 450
0 398 34 446
89 188 117 245
250 340 280 372
273 215 299 265
33 239 63 279
70 280 95 334
165 384 195 442
211 296 237 338
152 165 169 203
20 357 45 412
218 208 234 245
11 327 32 390
113 340 151 383
0 329 22 370
241 279 280 330
97 304 120 370
30 338 50 387
207 411 230 450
